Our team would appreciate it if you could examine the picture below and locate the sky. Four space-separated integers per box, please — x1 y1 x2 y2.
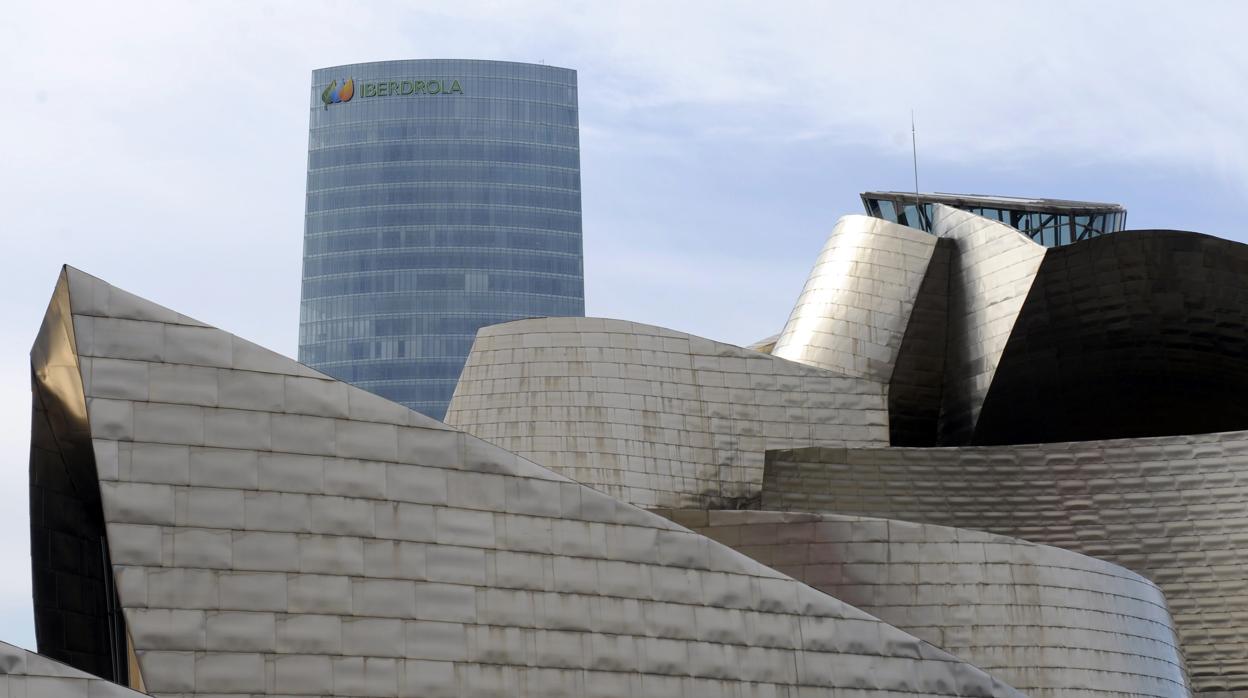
2 0 1248 650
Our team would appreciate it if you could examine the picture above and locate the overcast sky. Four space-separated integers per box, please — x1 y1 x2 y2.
3 0 1247 650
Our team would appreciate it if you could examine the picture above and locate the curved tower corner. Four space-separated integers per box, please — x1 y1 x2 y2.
772 215 938 381
929 204 1047 443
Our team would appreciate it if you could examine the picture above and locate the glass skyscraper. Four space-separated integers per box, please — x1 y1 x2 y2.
300 60 584 419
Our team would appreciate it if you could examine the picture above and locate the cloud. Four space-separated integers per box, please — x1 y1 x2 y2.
416 1 1248 181
1 0 1246 651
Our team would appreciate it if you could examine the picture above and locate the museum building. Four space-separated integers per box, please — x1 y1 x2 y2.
18 198 1248 697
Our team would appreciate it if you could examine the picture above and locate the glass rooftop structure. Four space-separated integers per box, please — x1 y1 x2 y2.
862 191 1126 247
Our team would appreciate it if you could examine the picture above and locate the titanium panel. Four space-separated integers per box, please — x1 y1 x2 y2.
445 317 889 509
772 215 938 380
33 266 1024 698
743 333 779 355
929 204 1047 443
887 237 954 446
0 641 148 697
29 271 127 683
654 510 1187 698
763 437 1248 695
974 230 1248 444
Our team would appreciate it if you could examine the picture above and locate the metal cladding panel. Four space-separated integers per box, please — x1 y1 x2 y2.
762 437 1248 696
772 215 938 380
929 204 1047 444
654 510 1187 698
32 266 1025 698
28 270 127 683
0 640 148 697
444 317 889 509
887 238 954 446
973 230 1248 444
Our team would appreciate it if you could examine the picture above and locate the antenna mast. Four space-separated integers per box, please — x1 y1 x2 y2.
911 109 920 197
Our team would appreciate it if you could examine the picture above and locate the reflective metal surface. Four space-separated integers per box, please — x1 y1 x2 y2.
886 211 1248 446
655 510 1187 698
27 199 1248 697
445 317 889 509
762 437 1248 695
771 215 937 379
886 237 953 446
29 266 1024 698
444 202 1248 696
930 204 1047 443
768 206 1053 446
975 229 1248 444
0 640 147 697
743 333 779 354
29 269 129 684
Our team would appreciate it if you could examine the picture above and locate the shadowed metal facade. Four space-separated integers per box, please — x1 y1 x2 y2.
25 193 1248 696
654 510 1186 698
29 271 131 685
299 59 584 420
761 439 1248 695
974 230 1248 444
25 266 1024 697
443 201 1248 696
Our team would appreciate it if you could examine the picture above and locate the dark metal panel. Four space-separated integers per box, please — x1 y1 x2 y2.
761 437 1248 695
974 231 1248 445
888 238 954 446
28 268 126 684
930 205 1047 444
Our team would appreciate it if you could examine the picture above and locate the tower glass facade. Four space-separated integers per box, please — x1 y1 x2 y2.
300 60 584 419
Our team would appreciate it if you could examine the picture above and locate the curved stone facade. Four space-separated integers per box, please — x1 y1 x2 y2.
762 437 1248 695
29 266 1024 698
654 510 1187 698
445 317 888 509
771 215 937 380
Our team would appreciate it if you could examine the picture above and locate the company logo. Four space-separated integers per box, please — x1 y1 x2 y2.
318 76 465 108
321 78 354 108
361 79 463 97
